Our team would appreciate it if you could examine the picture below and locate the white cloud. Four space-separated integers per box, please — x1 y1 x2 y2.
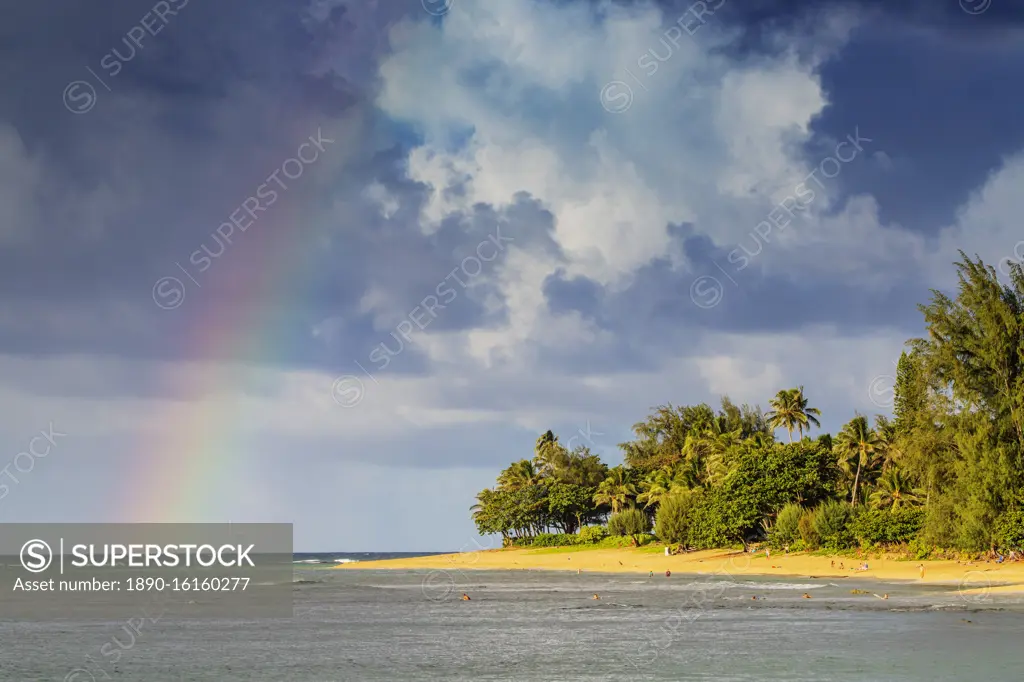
932 152 1024 287
363 180 400 219
374 0 852 366
765 149 1024 291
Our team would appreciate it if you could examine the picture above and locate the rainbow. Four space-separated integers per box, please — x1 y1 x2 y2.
126 128 331 522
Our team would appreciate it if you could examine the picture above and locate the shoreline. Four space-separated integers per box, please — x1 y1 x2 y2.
335 547 1024 596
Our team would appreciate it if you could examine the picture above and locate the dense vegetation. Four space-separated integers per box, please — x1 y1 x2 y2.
471 255 1024 554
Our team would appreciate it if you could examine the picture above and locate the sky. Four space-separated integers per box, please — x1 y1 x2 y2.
1 0 1023 551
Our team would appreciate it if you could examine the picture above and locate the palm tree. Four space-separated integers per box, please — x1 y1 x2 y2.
535 430 558 453
868 468 923 510
873 415 901 473
594 466 637 513
834 415 879 505
497 459 542 489
681 419 741 487
791 386 822 440
533 431 562 476
766 387 821 442
636 466 688 509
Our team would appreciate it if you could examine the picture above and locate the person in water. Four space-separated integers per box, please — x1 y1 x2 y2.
665 570 671 577
461 594 471 601
592 594 600 600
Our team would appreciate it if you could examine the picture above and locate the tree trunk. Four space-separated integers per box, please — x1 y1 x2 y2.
851 458 862 505
788 429 793 443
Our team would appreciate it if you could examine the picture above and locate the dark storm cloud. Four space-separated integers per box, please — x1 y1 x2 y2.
661 0 1024 235
0 0 1018 383
811 29 1024 234
320 192 563 380
0 0 581 378
539 227 930 375
702 0 1024 41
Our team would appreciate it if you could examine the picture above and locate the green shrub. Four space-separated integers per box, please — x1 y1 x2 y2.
908 537 934 560
813 500 854 549
608 508 651 543
769 503 803 548
512 533 578 547
535 533 580 547
798 510 820 549
684 491 736 549
599 534 654 548
577 525 609 544
994 510 1024 550
850 508 924 546
654 494 696 544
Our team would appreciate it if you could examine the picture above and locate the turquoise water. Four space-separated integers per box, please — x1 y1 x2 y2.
3 568 1023 680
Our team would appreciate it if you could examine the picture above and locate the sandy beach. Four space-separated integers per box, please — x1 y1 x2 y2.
337 546 1024 596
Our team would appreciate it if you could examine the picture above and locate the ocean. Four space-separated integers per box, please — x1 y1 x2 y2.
3 559 1024 680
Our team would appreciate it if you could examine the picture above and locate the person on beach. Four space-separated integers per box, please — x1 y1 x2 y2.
766 548 770 559
919 564 925 579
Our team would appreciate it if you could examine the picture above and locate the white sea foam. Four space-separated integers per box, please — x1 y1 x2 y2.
690 581 826 591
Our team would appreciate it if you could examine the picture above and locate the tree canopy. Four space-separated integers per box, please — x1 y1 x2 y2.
472 255 1024 553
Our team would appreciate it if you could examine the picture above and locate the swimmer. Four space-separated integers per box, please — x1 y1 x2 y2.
665 570 671 578
803 593 811 599
461 594 471 601
592 594 600 600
